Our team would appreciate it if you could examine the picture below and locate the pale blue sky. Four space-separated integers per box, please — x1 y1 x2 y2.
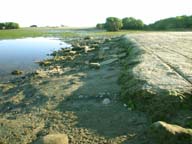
0 0 192 27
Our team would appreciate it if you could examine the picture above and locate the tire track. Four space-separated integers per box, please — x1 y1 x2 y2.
141 44 192 85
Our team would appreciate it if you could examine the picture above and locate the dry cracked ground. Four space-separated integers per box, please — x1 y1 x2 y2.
0 32 192 144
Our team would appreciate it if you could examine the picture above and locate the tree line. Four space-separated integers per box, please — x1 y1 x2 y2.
97 15 192 31
0 22 19 30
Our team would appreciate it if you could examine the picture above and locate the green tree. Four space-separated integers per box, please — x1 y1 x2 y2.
147 15 192 30
4 22 19 29
96 23 105 29
122 17 144 30
105 17 123 31
0 23 5 29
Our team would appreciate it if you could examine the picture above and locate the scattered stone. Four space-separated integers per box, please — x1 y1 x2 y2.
11 70 23 75
128 107 132 111
103 47 110 50
35 134 68 144
84 36 93 40
102 98 111 105
79 95 83 98
105 38 111 42
69 51 76 55
84 46 89 53
89 63 100 69
35 70 47 78
123 104 127 107
118 53 127 58
98 48 105 59
84 60 89 65
149 121 192 144
100 58 118 66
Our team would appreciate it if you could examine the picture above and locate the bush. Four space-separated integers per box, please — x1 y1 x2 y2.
105 17 123 31
96 23 105 29
0 22 19 30
0 23 5 29
147 15 192 30
5 22 19 29
122 17 144 30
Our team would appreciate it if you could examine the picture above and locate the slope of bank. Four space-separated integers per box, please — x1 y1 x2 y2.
119 32 192 122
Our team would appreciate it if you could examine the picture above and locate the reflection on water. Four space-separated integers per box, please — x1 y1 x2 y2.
0 37 70 80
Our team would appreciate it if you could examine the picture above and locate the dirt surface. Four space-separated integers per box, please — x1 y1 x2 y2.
0 37 149 144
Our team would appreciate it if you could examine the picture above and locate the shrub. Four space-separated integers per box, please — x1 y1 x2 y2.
122 17 144 30
0 22 19 30
147 15 192 30
96 23 105 29
105 17 123 31
0 23 5 29
4 22 19 29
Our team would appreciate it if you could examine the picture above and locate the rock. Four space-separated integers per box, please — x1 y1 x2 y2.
102 98 111 105
38 60 52 66
103 47 110 50
84 36 93 40
11 70 23 75
35 70 47 78
84 46 89 53
89 63 100 69
100 58 118 66
84 60 89 65
98 48 105 59
79 95 83 98
35 134 68 144
83 46 95 53
123 104 127 107
105 38 111 42
69 51 76 55
149 121 192 144
118 53 127 58
71 43 83 51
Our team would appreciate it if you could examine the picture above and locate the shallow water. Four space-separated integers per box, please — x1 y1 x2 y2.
0 37 70 79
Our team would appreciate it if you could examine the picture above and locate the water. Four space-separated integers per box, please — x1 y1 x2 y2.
0 37 70 79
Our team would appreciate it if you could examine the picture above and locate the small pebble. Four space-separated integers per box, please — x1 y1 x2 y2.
79 95 83 98
102 98 111 105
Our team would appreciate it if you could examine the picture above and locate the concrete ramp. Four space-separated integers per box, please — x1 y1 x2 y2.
120 32 192 120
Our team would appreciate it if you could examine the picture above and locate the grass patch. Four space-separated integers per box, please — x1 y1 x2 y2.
0 28 146 39
0 27 80 39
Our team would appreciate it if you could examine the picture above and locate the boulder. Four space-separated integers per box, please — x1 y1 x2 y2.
149 121 192 144
11 70 23 75
35 134 68 144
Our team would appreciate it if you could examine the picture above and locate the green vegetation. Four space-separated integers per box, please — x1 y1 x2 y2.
97 15 192 31
105 17 123 31
122 17 144 30
0 22 19 30
0 28 80 39
147 15 192 30
96 23 105 29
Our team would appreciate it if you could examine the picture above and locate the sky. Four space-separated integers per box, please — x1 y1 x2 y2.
0 0 192 27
